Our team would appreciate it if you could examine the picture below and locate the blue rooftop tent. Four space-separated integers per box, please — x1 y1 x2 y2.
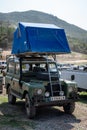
12 22 71 54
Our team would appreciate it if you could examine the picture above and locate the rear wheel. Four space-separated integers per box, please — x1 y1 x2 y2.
25 94 36 119
63 102 75 114
8 87 16 104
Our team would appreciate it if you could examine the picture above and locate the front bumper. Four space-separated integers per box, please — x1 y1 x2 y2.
34 95 78 107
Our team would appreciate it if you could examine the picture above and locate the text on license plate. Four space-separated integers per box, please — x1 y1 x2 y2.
51 96 65 101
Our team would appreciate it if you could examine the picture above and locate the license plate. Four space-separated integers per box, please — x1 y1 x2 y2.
50 96 65 101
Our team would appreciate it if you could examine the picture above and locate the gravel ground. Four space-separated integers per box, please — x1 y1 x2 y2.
34 103 87 130
0 97 87 130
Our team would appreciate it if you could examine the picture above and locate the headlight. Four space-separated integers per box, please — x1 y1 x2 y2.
68 87 73 92
59 91 64 96
37 89 42 95
45 91 50 97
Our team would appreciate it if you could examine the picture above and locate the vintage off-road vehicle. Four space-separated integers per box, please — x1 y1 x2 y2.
5 22 78 118
5 54 78 118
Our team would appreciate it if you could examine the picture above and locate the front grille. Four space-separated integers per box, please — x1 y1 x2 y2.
45 83 61 96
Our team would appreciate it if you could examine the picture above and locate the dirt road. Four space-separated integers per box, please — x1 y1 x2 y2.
0 96 87 130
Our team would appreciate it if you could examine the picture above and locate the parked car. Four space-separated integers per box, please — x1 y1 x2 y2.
0 60 7 69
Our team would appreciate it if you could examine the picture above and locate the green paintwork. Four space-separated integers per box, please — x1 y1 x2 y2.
5 55 78 107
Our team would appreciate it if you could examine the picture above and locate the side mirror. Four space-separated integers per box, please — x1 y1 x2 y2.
71 75 75 81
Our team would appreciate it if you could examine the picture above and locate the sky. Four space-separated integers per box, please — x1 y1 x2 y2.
0 0 87 30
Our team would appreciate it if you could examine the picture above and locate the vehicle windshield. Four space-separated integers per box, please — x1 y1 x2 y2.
22 61 57 73
48 63 57 72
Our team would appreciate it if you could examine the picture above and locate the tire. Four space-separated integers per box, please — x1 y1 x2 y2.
25 93 36 119
63 102 75 114
8 87 16 104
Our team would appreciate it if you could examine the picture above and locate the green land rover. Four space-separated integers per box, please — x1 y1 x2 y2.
5 54 78 118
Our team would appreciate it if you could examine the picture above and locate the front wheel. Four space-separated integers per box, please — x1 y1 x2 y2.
63 102 75 114
8 87 16 104
25 94 36 119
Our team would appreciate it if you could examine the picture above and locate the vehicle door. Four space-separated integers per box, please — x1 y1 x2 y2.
7 62 15 91
12 63 20 96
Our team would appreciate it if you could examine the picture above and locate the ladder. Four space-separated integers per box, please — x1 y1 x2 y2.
46 54 62 97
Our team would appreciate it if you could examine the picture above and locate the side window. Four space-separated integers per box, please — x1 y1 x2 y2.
33 63 46 72
8 62 15 73
15 63 20 75
22 64 30 73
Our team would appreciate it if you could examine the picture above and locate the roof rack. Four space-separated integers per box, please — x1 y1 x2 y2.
15 52 56 57
14 52 59 61
6 52 58 62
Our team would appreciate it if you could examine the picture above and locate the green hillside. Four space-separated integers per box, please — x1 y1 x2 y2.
0 10 87 53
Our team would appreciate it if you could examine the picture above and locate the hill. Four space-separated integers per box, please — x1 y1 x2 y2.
57 52 87 64
0 10 87 53
0 10 87 39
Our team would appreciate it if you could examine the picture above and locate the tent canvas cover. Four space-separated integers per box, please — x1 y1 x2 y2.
12 22 71 54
